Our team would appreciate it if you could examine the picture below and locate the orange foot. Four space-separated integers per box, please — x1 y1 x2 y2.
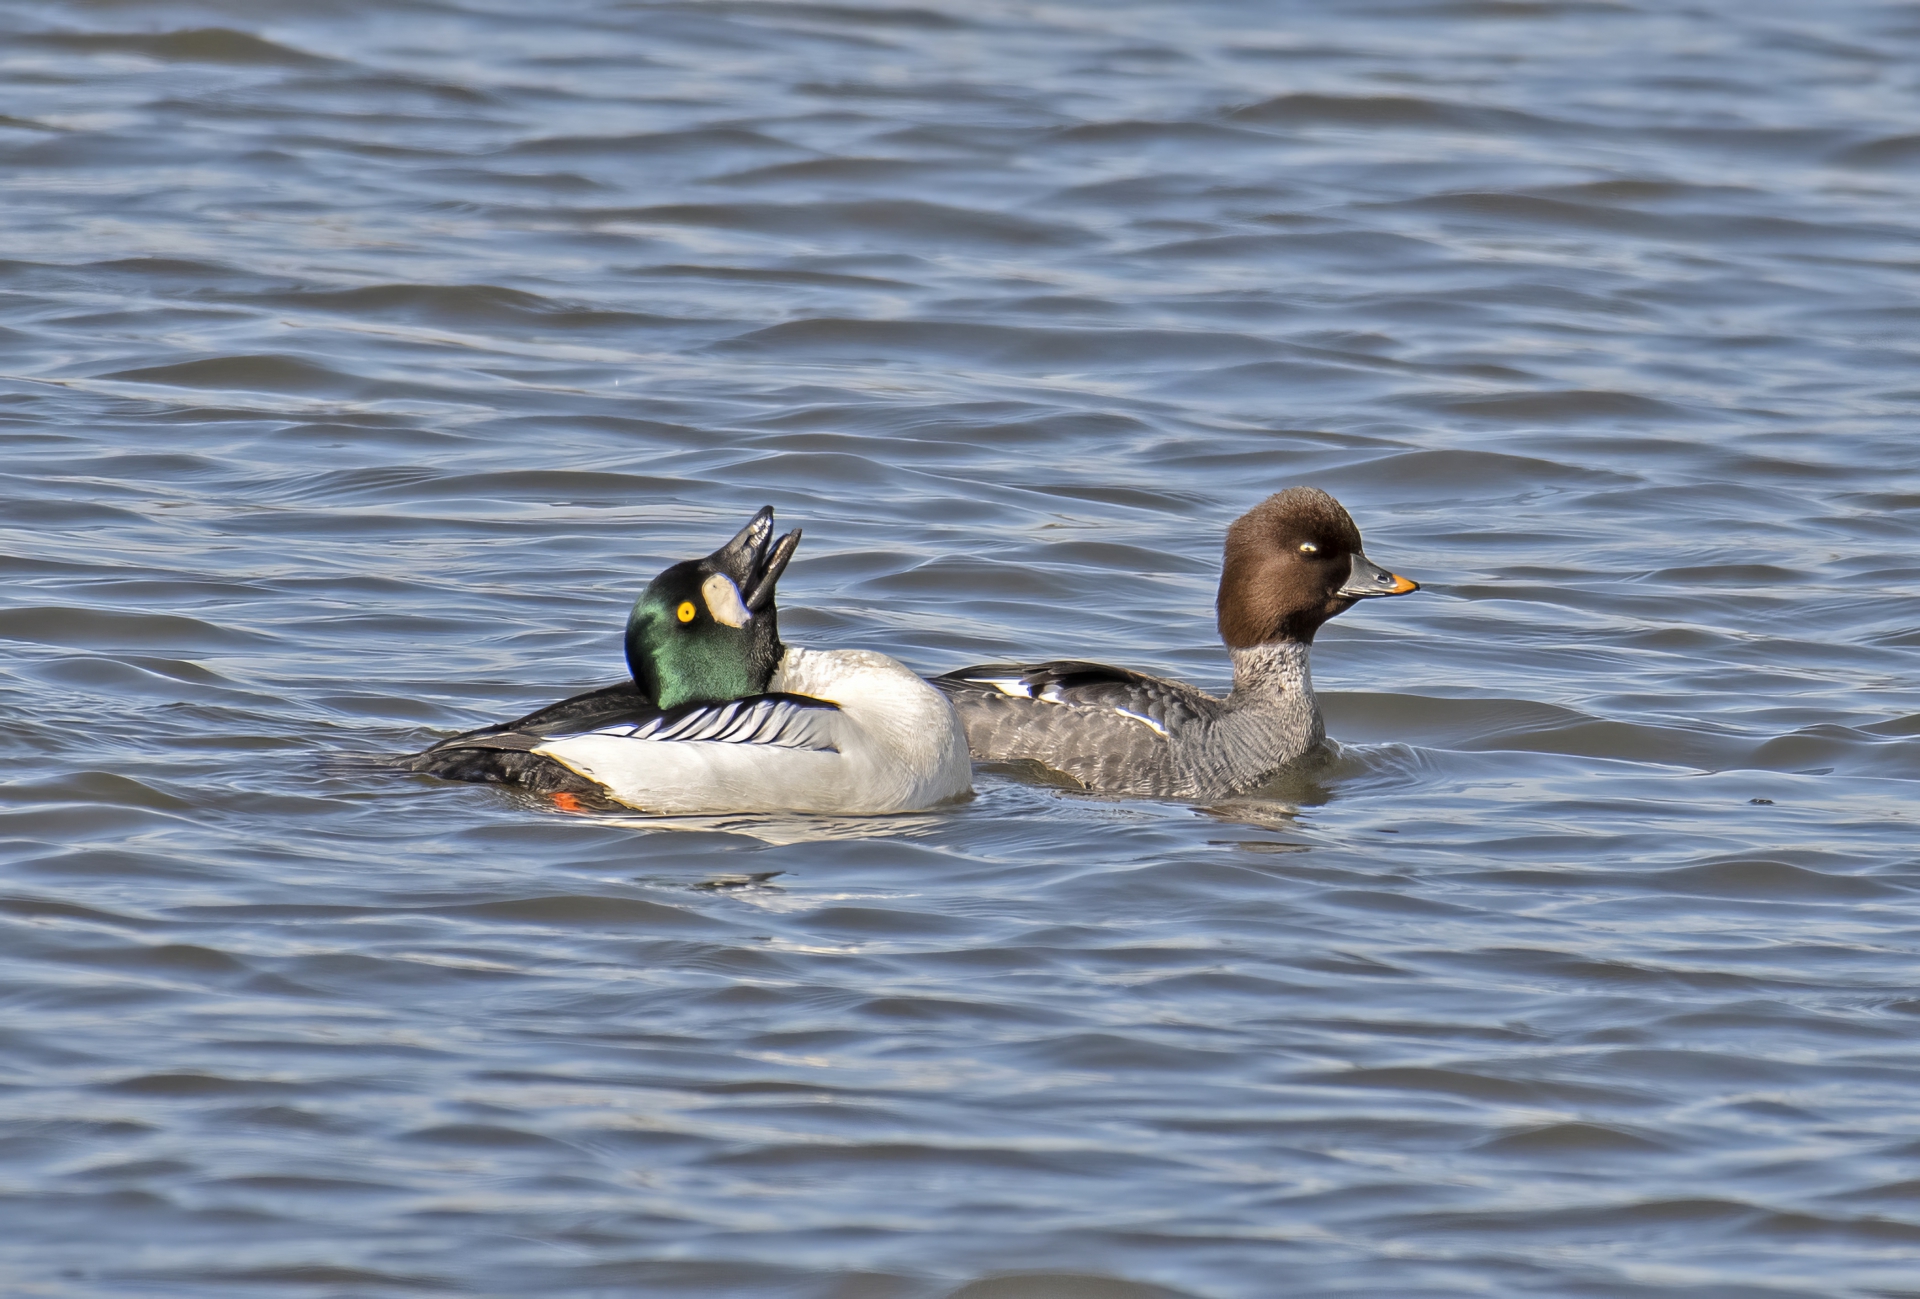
552 791 584 813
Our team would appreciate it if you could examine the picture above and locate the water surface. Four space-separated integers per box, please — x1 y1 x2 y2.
3 2 1919 1296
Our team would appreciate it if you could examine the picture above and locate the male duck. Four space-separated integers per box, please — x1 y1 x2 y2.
409 507 971 815
931 487 1417 800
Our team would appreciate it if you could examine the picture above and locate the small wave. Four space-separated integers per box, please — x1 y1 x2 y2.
21 28 330 67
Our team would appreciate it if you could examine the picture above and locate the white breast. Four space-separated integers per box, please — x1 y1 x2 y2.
768 646 973 812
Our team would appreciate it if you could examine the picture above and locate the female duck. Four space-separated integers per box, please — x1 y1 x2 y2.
409 508 971 815
932 487 1417 800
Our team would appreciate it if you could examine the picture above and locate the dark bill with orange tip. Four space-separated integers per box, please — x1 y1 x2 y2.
1337 553 1419 599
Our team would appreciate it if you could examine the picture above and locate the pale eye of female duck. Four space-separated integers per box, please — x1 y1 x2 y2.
677 601 697 623
1298 542 1319 555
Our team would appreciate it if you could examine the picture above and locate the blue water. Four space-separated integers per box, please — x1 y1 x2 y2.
2 2 1918 1296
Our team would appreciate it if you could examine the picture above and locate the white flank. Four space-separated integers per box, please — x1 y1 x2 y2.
533 646 971 816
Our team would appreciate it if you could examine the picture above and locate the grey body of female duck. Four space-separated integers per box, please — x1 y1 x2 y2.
931 487 1418 800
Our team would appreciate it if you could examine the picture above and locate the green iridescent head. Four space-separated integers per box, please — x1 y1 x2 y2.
624 506 800 709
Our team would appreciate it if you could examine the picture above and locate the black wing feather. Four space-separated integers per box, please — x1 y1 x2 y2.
932 660 1219 734
406 689 842 792
431 680 651 747
568 693 840 752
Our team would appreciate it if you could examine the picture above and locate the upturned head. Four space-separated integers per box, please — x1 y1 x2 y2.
625 506 801 708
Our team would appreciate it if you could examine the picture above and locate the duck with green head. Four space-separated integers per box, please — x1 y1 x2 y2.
407 507 971 816
622 508 795 710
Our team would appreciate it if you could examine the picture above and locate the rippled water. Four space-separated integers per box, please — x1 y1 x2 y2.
4 2 1919 1296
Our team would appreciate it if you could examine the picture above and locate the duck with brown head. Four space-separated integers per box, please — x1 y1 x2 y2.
931 487 1418 799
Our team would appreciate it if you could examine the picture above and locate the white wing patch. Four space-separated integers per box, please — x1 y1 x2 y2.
565 696 840 752
1110 706 1169 737
974 674 1168 737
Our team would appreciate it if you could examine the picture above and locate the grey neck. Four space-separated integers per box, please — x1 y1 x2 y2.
1174 640 1322 794
1227 640 1315 707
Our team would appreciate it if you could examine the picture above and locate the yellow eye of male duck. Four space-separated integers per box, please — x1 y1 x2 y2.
677 601 697 623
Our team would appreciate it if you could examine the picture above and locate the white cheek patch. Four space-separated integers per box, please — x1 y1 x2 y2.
701 573 752 628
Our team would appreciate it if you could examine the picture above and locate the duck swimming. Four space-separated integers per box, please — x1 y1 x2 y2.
409 507 971 816
931 487 1417 800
